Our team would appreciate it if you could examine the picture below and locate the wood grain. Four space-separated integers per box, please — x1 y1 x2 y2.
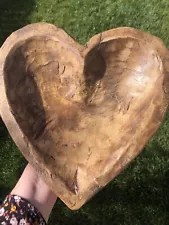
0 23 169 209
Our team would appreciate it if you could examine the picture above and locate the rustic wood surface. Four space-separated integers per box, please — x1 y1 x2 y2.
0 23 169 209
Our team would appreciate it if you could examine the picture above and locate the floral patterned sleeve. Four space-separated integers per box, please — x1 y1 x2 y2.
0 195 46 225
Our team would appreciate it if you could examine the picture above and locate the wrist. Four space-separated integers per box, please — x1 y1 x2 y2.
11 163 57 222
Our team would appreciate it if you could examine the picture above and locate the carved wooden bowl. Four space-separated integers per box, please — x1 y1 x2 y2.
0 23 169 209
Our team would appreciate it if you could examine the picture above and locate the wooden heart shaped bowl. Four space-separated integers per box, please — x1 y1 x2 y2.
0 23 169 209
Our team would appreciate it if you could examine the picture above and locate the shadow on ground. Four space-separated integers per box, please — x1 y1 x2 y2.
0 0 37 138
0 137 27 202
0 120 8 139
0 0 36 46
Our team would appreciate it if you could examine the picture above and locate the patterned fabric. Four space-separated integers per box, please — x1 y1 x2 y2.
0 195 46 225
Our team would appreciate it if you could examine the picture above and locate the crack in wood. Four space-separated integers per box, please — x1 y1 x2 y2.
72 168 79 195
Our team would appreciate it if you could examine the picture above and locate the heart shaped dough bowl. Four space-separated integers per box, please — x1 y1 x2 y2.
0 23 169 210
